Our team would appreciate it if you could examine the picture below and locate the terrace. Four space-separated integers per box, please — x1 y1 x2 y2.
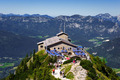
46 46 87 59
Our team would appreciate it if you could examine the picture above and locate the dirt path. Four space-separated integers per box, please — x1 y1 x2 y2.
52 60 87 80
52 68 70 80
52 58 69 80
70 61 87 80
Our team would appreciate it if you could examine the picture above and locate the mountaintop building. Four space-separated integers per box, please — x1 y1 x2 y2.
37 31 90 60
37 31 77 53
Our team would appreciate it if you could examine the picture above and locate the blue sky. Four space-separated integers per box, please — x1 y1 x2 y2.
0 0 120 16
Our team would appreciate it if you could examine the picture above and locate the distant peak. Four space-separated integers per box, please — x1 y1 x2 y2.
71 14 83 18
0 13 53 18
96 13 111 17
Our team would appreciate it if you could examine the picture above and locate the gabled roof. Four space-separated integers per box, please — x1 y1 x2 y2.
37 36 60 45
37 36 77 47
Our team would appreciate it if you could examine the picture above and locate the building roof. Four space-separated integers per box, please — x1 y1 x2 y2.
37 41 44 44
56 31 68 36
37 36 77 47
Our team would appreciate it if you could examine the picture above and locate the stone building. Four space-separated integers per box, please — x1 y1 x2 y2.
37 31 77 53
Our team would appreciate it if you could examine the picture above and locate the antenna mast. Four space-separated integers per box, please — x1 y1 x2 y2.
64 22 65 33
59 23 62 32
64 17 67 33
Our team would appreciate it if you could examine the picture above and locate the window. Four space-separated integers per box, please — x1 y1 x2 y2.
63 47 65 50
41 45 43 48
58 47 60 49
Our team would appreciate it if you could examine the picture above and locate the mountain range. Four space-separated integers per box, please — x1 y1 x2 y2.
0 13 120 79
0 13 120 41
0 13 120 67
0 13 120 39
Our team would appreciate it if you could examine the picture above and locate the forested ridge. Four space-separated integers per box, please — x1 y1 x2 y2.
3 50 119 80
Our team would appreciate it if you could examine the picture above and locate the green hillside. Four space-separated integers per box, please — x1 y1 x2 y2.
0 31 44 79
3 50 58 80
3 50 119 80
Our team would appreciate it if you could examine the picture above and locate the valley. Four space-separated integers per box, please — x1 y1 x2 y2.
88 36 109 47
0 57 23 79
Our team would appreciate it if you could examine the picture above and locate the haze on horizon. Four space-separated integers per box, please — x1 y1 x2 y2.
0 0 120 16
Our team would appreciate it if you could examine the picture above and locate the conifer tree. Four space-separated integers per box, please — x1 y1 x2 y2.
29 61 34 70
33 49 36 62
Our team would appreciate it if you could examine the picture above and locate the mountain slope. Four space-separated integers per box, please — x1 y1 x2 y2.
0 14 120 47
4 50 57 80
0 30 43 57
4 50 119 80
88 38 120 68
95 13 120 24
